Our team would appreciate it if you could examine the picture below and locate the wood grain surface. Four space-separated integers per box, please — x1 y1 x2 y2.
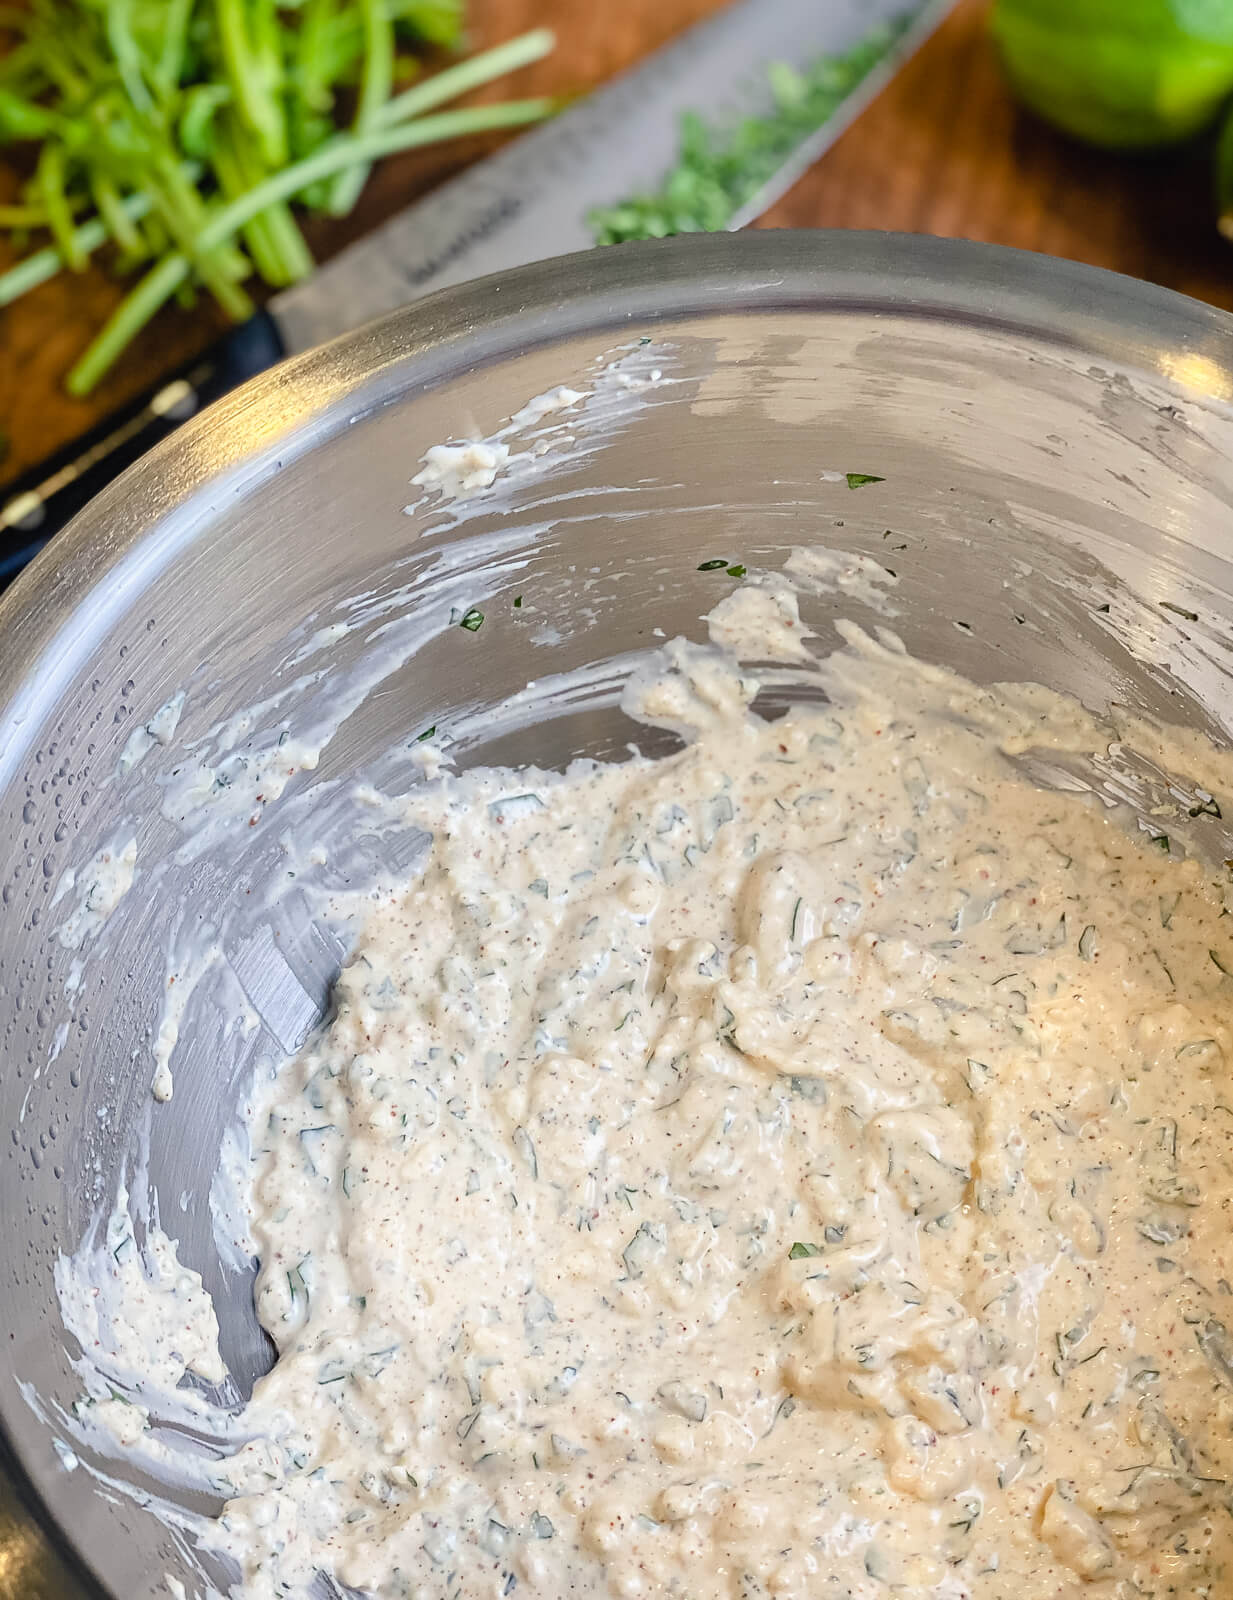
2 0 1232 484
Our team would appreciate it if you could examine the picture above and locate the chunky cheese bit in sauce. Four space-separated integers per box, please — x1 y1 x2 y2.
204 628 1233 1597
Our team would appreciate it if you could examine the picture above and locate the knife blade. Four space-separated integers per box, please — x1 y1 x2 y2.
0 0 952 578
274 0 950 348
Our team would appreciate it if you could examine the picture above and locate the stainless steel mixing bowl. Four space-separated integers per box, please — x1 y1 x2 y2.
4 231 1233 1599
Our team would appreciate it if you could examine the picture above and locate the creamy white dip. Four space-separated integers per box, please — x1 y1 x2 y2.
193 622 1233 1599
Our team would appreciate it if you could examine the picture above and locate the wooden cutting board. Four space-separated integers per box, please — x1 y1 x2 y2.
2 0 1231 485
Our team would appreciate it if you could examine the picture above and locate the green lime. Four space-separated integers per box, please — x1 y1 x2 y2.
991 0 1233 148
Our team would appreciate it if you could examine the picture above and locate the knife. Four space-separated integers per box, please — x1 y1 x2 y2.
0 0 952 585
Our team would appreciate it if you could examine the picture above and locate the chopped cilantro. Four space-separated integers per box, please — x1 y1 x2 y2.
845 472 885 490
788 1241 822 1259
459 608 484 633
513 595 523 608
588 20 909 244
697 558 729 571
726 563 747 578
416 725 436 742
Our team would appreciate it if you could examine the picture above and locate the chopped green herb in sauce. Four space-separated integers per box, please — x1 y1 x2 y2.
97 608 1233 1599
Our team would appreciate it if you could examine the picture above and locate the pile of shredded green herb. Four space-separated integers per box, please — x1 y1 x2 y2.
0 2 554 393
589 17 908 246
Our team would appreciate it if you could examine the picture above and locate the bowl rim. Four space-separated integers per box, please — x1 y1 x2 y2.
5 228 1233 794
5 225 1233 1598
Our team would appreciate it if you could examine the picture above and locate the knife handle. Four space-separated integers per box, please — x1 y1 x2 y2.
0 310 285 590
